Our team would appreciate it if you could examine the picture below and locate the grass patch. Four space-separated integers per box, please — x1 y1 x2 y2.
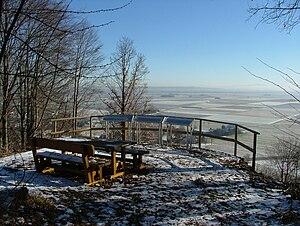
0 187 59 225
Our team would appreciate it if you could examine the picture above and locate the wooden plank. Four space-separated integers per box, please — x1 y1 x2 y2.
37 151 83 163
51 116 89 122
32 138 95 156
31 137 112 185
125 147 149 155
37 151 110 166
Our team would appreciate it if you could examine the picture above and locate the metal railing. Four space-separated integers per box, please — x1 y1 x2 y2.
50 114 260 171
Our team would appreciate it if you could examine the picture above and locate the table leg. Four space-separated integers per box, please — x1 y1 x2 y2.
110 148 125 179
111 149 117 175
121 146 126 173
132 154 138 170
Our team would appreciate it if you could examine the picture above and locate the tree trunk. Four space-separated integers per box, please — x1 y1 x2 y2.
1 111 8 151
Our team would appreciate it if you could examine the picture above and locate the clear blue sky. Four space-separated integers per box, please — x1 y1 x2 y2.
70 0 300 91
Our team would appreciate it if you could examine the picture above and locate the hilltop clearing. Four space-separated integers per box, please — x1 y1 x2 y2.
0 146 299 225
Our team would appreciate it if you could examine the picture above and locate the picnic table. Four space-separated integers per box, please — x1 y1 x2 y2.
32 137 150 184
78 140 137 179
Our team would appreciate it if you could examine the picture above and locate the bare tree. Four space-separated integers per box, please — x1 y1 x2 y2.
247 2 300 191
67 20 103 130
246 0 300 135
0 0 107 150
103 37 151 115
0 0 26 65
248 0 300 32
268 137 300 183
102 37 151 140
0 0 133 151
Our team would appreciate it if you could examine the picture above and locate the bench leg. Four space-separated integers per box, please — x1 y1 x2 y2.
121 147 126 173
86 170 94 184
109 150 125 179
132 154 138 170
36 157 51 173
85 165 107 186
138 155 143 169
132 154 144 170
94 167 104 182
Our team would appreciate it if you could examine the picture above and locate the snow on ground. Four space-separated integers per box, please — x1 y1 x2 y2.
0 146 299 225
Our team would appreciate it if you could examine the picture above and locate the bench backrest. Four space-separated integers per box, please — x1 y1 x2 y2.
31 138 95 156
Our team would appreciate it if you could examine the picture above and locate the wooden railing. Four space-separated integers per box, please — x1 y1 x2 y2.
195 118 259 171
51 116 91 137
50 115 260 171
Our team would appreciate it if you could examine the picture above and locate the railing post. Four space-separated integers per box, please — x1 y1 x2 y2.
252 133 257 171
234 125 238 156
136 122 140 144
122 121 128 140
52 120 57 138
198 119 202 149
170 125 173 146
189 125 193 150
159 123 162 146
106 121 109 140
53 120 56 133
186 126 189 150
89 116 92 139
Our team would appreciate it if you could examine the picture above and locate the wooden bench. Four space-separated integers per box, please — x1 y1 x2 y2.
31 137 110 186
124 146 149 170
93 145 149 170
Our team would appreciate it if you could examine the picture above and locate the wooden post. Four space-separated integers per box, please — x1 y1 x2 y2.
252 133 257 171
73 118 77 137
186 126 189 150
159 123 162 146
136 122 140 144
158 124 161 146
198 119 202 149
189 125 193 150
106 121 109 140
234 125 238 156
52 120 57 138
121 121 127 140
31 138 41 172
128 121 132 140
111 148 117 176
82 151 93 184
121 146 126 173
89 116 92 139
170 125 173 146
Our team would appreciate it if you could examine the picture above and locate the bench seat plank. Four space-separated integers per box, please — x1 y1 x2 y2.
37 151 110 166
37 151 83 164
125 147 150 155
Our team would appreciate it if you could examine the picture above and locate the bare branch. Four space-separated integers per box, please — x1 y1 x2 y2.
23 12 114 34
5 0 133 15
242 66 300 103
0 0 26 64
248 0 300 31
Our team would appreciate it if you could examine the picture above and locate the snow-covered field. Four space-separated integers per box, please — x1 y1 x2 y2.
149 88 300 161
0 146 299 225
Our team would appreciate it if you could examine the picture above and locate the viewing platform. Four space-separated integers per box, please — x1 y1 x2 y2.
50 114 259 171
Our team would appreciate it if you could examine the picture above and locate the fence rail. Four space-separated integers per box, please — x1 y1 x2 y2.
50 114 260 171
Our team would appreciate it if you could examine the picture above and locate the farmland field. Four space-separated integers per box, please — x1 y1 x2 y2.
148 87 300 167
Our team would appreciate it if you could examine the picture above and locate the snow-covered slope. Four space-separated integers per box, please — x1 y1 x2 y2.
0 146 299 225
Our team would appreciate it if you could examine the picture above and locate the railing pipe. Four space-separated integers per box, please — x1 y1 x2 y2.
51 114 259 171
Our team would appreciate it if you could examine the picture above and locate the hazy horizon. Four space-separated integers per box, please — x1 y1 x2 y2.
146 85 291 97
